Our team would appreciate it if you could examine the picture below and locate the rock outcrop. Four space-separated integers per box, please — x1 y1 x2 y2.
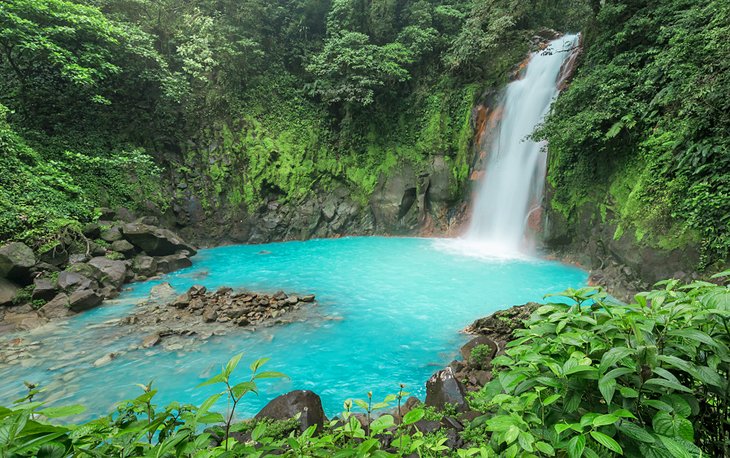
255 390 326 432
0 209 198 331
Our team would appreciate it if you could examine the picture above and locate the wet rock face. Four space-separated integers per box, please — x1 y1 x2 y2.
425 367 468 412
255 390 326 432
170 156 465 246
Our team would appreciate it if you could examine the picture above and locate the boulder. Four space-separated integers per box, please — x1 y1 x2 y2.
38 245 69 267
141 334 161 348
460 336 498 364
255 390 326 432
132 255 157 277
110 240 136 257
121 223 197 256
425 367 467 412
82 222 101 239
68 289 103 312
0 242 36 284
87 257 127 288
149 282 177 302
57 271 97 292
100 226 123 242
0 278 19 306
32 277 58 301
156 253 192 274
39 293 72 319
66 263 104 282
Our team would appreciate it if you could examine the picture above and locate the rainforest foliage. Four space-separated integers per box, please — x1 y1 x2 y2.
1 277 729 457
539 0 730 268
0 0 728 272
0 0 591 245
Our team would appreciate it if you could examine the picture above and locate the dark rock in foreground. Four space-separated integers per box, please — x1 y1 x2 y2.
255 390 326 432
425 367 467 412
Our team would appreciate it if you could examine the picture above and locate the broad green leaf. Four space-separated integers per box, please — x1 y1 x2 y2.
657 435 691 458
402 408 424 425
590 430 623 454
253 371 288 380
567 434 586 458
598 377 616 405
249 357 270 373
619 422 655 443
225 353 244 377
599 348 634 373
535 441 555 455
591 414 618 427
37 405 86 419
196 373 226 388
644 378 692 393
667 329 717 347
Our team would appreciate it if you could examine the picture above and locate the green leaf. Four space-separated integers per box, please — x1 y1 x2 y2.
590 430 623 454
196 373 226 388
592 414 618 427
619 422 655 443
657 435 691 458
567 434 586 458
402 408 424 425
231 381 257 398
599 348 634 373
225 353 244 377
504 425 520 444
644 378 692 393
535 441 555 455
37 405 86 418
667 329 717 347
253 371 288 380
249 357 270 373
598 376 616 405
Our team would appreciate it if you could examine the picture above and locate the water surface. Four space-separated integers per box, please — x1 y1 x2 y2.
0 237 586 418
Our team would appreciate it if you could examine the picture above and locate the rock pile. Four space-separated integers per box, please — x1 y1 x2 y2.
117 285 318 352
167 286 316 327
0 207 198 331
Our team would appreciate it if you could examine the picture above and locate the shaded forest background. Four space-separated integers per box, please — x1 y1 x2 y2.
0 0 727 270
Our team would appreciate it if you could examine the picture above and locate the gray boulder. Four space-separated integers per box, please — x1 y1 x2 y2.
156 253 192 273
57 270 97 292
0 242 36 283
87 257 127 288
39 293 72 319
132 255 157 277
255 390 326 432
110 240 136 257
100 226 123 242
460 336 498 364
32 277 58 301
122 223 197 256
68 289 103 312
425 367 467 412
0 278 19 306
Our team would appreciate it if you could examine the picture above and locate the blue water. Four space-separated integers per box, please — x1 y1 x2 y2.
0 237 586 419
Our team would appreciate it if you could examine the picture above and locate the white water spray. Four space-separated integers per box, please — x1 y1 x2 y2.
463 34 579 256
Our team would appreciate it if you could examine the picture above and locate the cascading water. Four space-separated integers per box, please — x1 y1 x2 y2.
465 34 579 255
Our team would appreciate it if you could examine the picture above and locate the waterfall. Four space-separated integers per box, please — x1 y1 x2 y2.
465 34 579 255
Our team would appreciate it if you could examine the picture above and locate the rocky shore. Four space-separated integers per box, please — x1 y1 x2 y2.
120 284 319 351
0 208 197 332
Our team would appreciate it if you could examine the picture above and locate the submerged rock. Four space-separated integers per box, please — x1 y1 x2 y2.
255 390 326 432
